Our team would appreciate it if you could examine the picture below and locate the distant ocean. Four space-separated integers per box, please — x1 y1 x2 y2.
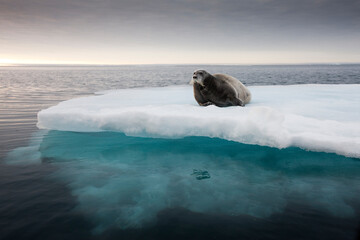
1 64 360 240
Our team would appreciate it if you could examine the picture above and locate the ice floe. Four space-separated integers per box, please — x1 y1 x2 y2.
37 84 360 158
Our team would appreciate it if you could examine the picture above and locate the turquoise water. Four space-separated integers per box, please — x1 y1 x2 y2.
5 130 360 239
1 65 360 239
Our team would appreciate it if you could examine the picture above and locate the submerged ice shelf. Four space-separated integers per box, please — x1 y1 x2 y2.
37 84 360 158
8 131 359 232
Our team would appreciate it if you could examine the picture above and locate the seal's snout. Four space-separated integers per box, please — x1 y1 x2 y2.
189 72 198 85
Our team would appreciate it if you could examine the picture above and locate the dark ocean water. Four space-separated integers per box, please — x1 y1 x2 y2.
1 65 360 240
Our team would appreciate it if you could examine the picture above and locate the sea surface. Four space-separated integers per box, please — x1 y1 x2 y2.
0 64 360 240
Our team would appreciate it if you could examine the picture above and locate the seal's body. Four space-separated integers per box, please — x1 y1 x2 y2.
191 70 251 107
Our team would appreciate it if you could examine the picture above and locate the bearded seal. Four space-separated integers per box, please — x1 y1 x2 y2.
190 70 251 107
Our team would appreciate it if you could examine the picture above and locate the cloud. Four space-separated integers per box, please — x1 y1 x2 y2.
1 0 359 30
0 0 359 64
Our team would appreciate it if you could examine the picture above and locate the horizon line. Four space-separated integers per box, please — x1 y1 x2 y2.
1 62 360 67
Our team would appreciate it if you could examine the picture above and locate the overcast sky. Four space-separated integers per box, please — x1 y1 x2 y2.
1 0 359 64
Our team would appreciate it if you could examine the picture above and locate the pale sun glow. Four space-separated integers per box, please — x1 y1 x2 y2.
0 58 95 66
0 59 18 66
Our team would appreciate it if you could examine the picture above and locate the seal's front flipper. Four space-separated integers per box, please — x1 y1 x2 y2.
200 102 213 106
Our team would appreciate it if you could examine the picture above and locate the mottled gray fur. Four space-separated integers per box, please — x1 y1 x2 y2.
190 70 251 107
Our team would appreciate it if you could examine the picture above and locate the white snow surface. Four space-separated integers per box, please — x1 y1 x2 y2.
37 84 360 158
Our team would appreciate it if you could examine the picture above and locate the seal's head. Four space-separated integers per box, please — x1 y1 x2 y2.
190 70 210 86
